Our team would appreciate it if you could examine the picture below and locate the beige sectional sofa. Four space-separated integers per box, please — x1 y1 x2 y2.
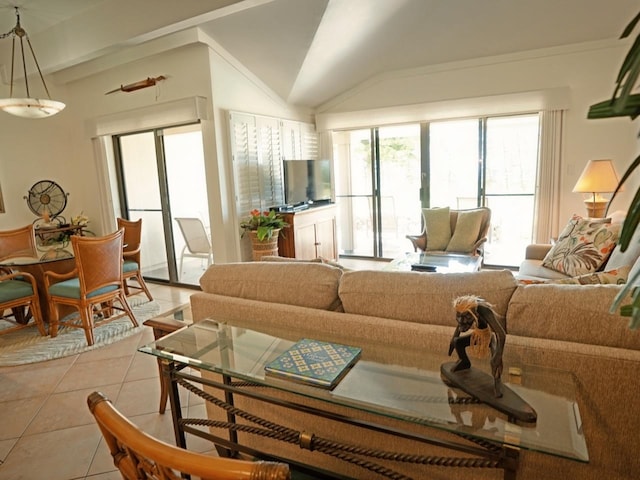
190 261 640 480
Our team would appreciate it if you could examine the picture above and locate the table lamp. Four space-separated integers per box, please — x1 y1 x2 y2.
572 159 621 218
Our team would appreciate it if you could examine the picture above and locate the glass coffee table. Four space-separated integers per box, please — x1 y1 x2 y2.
139 319 588 480
386 252 482 273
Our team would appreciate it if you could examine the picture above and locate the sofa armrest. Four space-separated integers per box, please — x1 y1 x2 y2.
525 243 552 261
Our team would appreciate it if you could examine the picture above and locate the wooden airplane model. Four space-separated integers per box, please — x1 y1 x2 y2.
105 76 167 95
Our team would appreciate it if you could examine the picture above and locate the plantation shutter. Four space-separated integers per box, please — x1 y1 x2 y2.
258 116 285 207
230 112 260 216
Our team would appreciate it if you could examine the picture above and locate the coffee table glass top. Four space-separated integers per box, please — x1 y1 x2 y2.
139 319 588 463
386 252 482 272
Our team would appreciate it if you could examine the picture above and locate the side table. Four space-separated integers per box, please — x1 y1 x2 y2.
143 303 193 413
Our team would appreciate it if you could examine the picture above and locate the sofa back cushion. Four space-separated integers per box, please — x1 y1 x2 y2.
338 269 517 327
507 284 640 350
199 262 343 311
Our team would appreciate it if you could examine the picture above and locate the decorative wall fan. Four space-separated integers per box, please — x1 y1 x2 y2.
25 180 68 220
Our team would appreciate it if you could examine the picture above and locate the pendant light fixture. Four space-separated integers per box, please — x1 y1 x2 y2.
0 7 65 118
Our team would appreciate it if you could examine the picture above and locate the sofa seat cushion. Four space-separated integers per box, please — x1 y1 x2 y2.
199 262 343 311
517 259 572 281
338 269 517 327
506 284 640 350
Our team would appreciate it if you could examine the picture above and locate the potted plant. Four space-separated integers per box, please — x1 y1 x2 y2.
240 209 288 260
588 11 640 328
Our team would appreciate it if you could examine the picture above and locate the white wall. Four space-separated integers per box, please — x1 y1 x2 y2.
0 35 313 264
0 80 76 229
205 39 312 261
317 41 639 227
3 35 635 261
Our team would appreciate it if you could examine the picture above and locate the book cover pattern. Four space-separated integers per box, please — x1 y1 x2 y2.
265 338 362 389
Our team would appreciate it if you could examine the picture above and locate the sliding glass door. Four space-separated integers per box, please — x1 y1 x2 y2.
115 123 209 286
334 125 421 259
334 113 539 266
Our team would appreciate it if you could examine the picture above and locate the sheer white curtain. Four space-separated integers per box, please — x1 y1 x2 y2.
534 110 565 243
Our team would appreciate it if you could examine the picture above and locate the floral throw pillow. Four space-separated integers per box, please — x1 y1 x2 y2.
541 215 620 277
546 266 630 285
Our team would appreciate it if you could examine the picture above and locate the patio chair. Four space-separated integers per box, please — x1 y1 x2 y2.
174 217 214 277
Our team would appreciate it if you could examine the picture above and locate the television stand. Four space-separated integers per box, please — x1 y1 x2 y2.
278 204 337 260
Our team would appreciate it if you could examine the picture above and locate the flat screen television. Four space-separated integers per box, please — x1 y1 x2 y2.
283 158 332 205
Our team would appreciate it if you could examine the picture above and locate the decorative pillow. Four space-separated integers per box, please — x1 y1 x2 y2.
606 221 640 271
545 266 630 285
541 215 620 277
446 209 484 253
422 207 451 251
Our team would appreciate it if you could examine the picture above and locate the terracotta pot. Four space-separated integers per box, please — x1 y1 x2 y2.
249 229 280 261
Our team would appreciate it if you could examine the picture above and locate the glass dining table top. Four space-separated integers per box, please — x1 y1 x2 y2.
139 319 589 464
0 250 73 266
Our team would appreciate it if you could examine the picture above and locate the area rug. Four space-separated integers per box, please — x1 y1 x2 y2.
0 297 160 366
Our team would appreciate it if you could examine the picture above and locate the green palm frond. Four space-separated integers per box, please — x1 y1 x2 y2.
590 10 640 329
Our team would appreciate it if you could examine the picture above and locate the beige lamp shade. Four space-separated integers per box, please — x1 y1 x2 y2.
572 159 621 218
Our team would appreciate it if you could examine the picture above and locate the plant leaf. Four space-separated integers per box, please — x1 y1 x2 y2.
606 153 640 216
618 185 640 250
630 288 640 330
587 94 640 119
621 11 640 39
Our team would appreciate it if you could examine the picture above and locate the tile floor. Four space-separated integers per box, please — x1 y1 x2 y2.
0 257 388 480
0 283 212 480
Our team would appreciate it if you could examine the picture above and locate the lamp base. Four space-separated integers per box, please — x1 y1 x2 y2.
584 200 608 218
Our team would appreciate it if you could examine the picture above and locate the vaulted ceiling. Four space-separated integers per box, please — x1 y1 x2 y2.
0 0 638 108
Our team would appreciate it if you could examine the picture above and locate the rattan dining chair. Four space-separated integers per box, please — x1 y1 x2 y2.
117 218 153 301
0 224 38 261
44 229 137 346
87 391 291 480
0 270 46 336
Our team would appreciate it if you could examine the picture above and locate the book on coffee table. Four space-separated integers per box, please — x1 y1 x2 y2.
265 338 361 389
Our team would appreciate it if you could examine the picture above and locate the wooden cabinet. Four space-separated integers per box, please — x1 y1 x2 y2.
278 205 337 260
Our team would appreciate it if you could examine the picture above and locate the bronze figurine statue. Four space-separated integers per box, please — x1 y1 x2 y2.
448 295 506 397
442 295 537 423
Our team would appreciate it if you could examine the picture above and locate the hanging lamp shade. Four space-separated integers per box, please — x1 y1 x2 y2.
0 7 65 118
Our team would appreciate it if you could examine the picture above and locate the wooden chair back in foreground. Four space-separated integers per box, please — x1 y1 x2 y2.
117 218 153 301
0 270 46 336
44 229 137 346
87 391 291 480
0 224 37 261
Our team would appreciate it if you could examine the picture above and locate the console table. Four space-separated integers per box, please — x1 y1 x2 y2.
34 224 85 247
139 320 588 480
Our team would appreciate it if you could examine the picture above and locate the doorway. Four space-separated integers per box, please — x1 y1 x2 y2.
334 125 422 259
114 123 210 286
